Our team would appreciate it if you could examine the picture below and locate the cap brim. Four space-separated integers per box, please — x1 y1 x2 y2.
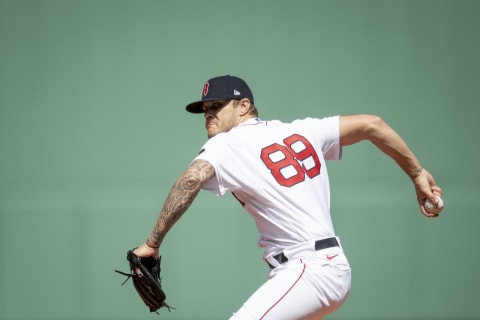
185 101 204 113
186 96 229 113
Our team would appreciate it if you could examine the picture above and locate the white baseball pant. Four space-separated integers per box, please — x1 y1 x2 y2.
230 242 351 320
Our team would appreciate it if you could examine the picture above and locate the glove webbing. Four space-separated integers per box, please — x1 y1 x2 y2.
115 269 175 313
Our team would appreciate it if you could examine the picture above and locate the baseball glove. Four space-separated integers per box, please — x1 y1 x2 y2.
115 249 174 313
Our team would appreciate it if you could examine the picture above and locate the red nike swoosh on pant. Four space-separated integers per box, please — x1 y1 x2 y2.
326 254 339 260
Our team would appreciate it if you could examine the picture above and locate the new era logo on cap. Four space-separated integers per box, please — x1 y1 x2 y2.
186 75 254 113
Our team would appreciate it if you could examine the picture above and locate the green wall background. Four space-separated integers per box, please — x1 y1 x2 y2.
1 1 479 319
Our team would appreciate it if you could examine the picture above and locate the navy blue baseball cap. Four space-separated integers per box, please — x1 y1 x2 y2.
186 75 254 113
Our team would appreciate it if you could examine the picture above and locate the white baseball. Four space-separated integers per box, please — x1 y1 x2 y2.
424 196 444 214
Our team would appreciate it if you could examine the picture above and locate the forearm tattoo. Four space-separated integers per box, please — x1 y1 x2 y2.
411 167 424 178
147 160 215 248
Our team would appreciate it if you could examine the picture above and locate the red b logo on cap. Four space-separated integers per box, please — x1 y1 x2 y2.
202 82 209 97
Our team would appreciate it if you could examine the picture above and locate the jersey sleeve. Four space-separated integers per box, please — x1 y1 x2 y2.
191 133 231 196
320 116 342 160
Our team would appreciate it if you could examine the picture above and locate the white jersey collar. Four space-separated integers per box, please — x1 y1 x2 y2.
240 118 262 126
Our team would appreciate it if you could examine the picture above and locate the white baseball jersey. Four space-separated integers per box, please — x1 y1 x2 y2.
194 116 342 260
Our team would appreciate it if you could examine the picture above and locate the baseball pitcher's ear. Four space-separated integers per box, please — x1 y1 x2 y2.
239 98 251 116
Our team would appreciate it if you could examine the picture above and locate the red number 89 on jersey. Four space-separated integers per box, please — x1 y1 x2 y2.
260 134 321 187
